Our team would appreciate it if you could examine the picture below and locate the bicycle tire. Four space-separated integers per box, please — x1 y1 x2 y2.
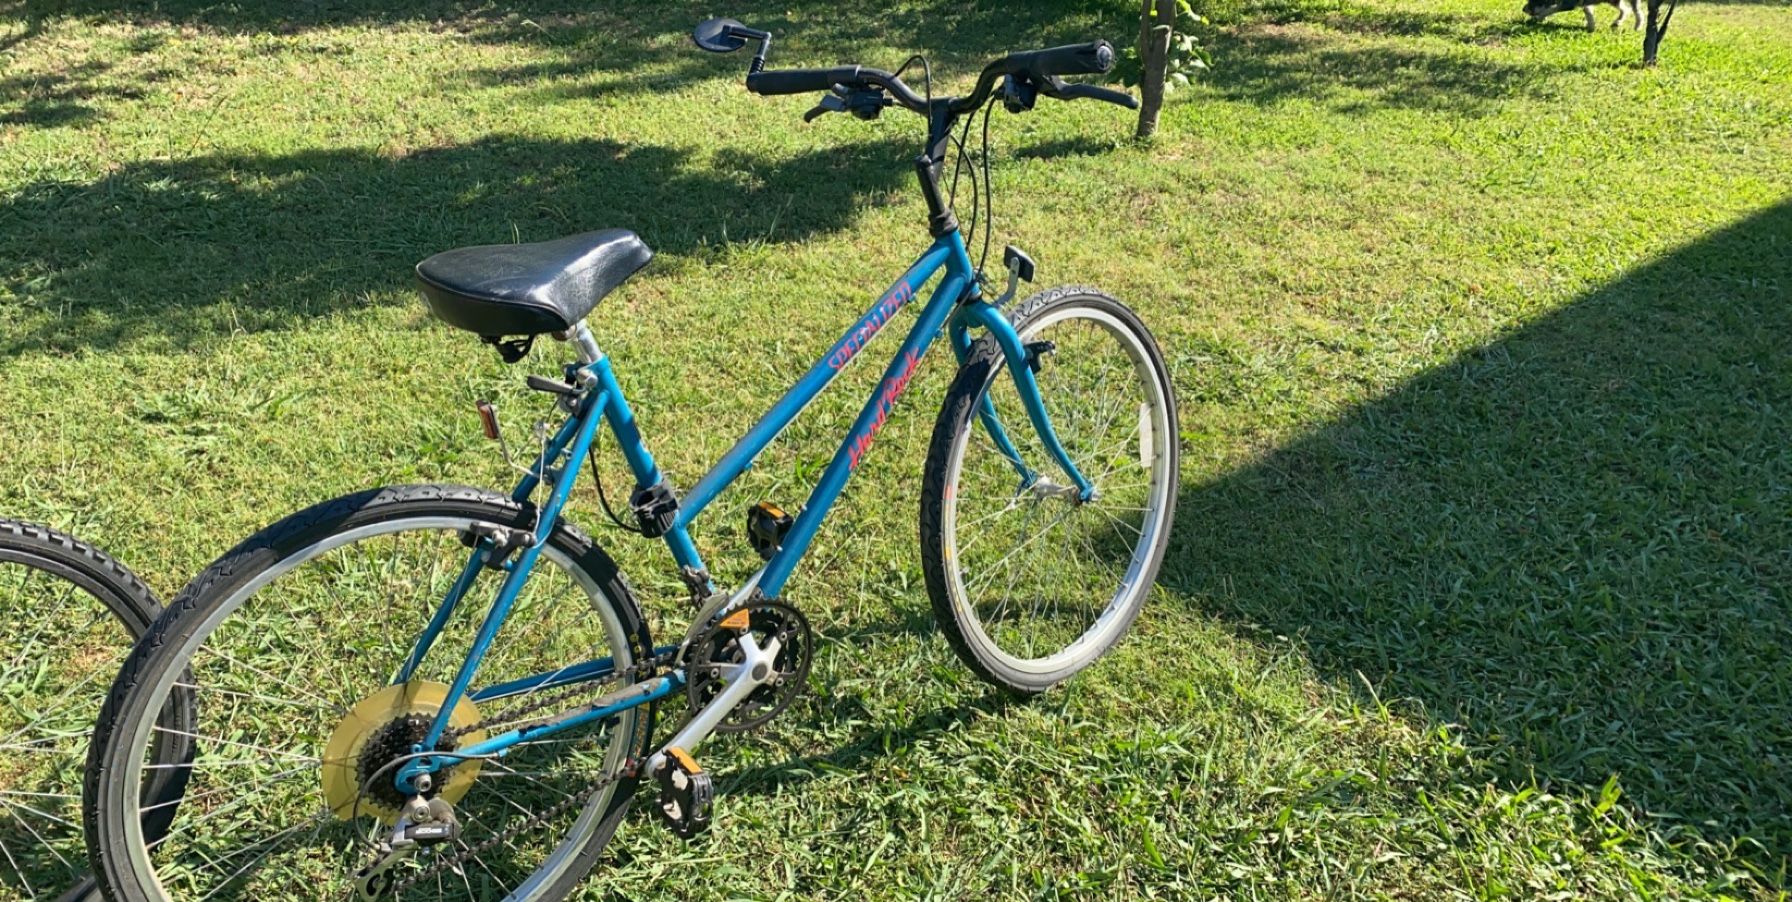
0 519 191 902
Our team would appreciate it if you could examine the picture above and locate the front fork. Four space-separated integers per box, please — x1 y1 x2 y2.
949 298 1095 500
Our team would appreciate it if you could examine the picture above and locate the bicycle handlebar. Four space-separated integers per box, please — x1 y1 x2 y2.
746 66 874 97
1007 41 1116 79
744 40 1133 115
701 21 1134 235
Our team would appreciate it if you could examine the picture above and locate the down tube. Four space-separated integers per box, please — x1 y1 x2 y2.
675 244 953 526
758 263 973 597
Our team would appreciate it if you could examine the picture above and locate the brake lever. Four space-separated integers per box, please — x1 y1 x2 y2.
1042 76 1141 110
803 85 892 123
803 92 848 122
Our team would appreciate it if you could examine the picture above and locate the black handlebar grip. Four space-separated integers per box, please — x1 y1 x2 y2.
1009 41 1116 78
1056 82 1140 109
746 66 863 96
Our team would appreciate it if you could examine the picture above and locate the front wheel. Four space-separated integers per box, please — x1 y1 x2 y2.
921 287 1180 694
84 486 654 901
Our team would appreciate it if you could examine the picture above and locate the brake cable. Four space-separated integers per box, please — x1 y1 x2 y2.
891 54 932 108
976 98 996 277
949 115 977 249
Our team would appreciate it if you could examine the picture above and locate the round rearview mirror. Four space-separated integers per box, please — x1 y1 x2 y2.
693 18 748 53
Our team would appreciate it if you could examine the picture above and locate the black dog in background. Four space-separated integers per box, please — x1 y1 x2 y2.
1523 0 1644 31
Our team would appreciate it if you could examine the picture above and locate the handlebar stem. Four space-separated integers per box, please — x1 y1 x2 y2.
914 153 958 237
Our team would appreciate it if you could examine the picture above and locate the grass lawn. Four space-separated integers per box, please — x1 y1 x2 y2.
3 0 1790 897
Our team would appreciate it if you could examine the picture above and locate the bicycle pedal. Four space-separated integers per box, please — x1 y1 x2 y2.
654 747 713 840
746 501 794 561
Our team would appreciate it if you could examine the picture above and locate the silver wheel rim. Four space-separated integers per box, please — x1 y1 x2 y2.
941 303 1175 677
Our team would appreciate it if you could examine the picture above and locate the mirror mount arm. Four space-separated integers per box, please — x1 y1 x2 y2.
728 23 774 73
749 34 772 75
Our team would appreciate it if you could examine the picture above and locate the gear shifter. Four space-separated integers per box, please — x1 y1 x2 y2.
803 85 893 123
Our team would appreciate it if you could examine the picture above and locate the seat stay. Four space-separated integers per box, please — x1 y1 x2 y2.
406 388 610 771
393 393 601 689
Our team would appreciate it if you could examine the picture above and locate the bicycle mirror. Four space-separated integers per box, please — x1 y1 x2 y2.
693 18 749 53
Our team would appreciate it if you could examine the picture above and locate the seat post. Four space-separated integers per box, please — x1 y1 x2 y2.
559 321 605 365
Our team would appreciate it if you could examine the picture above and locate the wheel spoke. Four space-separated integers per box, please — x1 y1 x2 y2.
193 810 332 900
0 833 37 899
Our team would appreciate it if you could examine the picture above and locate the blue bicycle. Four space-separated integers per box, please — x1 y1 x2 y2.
86 19 1180 900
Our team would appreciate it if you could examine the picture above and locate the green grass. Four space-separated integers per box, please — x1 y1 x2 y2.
3 0 1791 897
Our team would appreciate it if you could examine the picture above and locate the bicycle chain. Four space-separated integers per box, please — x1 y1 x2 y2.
369 649 679 897
441 653 669 743
383 762 636 897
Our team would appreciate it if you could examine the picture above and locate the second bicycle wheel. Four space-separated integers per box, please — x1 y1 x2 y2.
84 486 655 901
0 519 189 902
921 287 1180 694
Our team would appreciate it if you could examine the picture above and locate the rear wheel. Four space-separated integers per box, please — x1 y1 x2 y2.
921 287 1179 694
84 486 654 901
0 520 189 902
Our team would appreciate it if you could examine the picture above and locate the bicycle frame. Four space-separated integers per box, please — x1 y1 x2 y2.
394 228 1093 791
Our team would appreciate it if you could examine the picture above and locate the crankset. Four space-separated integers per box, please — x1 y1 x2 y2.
684 598 813 733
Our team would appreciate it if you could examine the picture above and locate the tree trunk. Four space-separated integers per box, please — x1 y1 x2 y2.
1642 0 1677 67
1136 0 1175 139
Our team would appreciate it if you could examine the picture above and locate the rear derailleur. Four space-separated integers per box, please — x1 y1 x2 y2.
353 795 461 899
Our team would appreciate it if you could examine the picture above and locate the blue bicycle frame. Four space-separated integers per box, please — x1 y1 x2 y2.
394 227 1093 791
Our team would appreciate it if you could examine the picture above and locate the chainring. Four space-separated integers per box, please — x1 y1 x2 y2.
684 599 812 733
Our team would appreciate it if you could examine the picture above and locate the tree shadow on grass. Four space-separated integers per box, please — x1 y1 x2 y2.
1163 198 1792 873
722 689 1017 800
10 0 1026 34
10 0 1128 65
1211 21 1562 114
0 134 915 355
5 0 1130 130
463 1 1125 101
0 59 170 128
